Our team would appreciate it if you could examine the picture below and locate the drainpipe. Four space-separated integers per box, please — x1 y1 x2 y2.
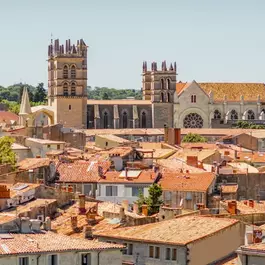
97 250 102 265
37 255 41 265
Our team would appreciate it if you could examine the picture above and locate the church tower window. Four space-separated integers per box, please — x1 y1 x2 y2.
63 83 68 96
191 95 196 103
161 79 165 90
63 65 69 79
71 82 76 96
167 79 171 90
214 110 221 119
103 112 108 129
161 92 165 102
141 111 147 128
71 65 76 79
230 110 238 120
247 110 255 120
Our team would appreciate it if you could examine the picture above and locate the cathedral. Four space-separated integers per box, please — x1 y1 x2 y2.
19 38 265 129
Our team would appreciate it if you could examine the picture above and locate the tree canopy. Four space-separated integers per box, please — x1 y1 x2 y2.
87 86 142 100
136 183 163 215
0 84 142 114
182 133 207 143
235 121 265 129
0 136 16 168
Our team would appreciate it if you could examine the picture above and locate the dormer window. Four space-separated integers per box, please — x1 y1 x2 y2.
191 95 196 103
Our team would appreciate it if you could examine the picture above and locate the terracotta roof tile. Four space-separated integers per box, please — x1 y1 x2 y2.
0 111 19 125
98 147 133 158
99 170 156 184
94 216 239 245
159 172 216 192
0 231 123 255
221 184 238 194
236 151 265 163
176 82 265 101
18 158 51 170
199 83 265 101
57 159 111 183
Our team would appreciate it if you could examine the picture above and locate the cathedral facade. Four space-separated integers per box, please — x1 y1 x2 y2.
18 38 265 129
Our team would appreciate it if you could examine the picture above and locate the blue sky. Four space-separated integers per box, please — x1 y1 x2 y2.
1 0 265 89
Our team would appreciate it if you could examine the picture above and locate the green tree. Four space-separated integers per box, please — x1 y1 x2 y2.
235 121 265 129
33 83 47 102
182 133 207 143
102 92 109 100
135 190 147 214
0 136 16 168
136 184 163 215
146 183 163 215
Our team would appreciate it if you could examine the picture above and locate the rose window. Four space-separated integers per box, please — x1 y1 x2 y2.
183 113 203 128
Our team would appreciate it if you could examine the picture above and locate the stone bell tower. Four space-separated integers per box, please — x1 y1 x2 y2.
142 61 177 128
48 38 88 128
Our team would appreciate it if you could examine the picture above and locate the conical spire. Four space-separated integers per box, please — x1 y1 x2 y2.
19 87 31 115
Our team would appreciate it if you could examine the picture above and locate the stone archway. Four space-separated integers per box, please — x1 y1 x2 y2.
183 113 204 128
30 106 55 126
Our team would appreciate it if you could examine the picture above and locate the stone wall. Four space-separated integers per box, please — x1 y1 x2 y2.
35 185 75 207
152 103 173 128
217 173 265 200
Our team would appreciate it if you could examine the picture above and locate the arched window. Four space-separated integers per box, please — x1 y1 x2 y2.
247 110 255 120
63 83 68 96
122 112 128 128
63 65 68 79
103 112 108 129
191 95 196 103
214 110 221 119
161 92 165 102
230 110 238 120
167 79 170 90
71 82 76 96
71 65 76 79
141 111 147 128
161 79 165 90
167 92 170 103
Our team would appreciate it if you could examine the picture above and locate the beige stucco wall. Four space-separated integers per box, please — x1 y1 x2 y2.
238 253 265 265
0 250 122 265
188 222 245 265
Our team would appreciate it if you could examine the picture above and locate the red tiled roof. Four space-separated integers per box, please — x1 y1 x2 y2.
0 111 19 124
236 151 265 163
99 170 156 184
221 184 238 194
159 172 216 192
57 159 111 183
18 158 51 170
94 216 239 246
0 231 123 255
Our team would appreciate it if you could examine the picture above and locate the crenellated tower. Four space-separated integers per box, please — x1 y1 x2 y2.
48 38 88 128
142 60 177 103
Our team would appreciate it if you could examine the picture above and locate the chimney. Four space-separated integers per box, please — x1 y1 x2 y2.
20 217 31 233
30 219 42 232
83 225 93 239
119 207 126 222
122 200 129 212
186 156 198 168
249 199 254 208
71 216 78 231
133 203 139 214
142 204 148 216
79 194 86 214
174 128 181 146
44 217 51 231
253 229 263 243
227 201 237 214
